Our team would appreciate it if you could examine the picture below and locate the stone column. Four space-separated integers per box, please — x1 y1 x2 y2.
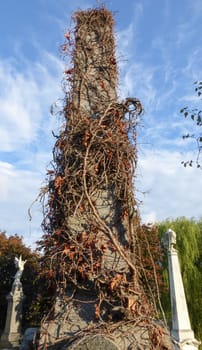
164 229 200 350
0 256 26 348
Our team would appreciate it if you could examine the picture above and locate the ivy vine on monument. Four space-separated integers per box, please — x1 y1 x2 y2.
36 6 170 349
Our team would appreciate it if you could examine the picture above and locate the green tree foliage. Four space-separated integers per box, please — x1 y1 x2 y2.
158 218 202 344
180 81 202 168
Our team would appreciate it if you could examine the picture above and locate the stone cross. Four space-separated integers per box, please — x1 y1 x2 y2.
164 229 200 350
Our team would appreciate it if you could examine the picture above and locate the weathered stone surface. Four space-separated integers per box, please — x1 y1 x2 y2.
67 335 119 350
39 316 173 350
72 11 117 114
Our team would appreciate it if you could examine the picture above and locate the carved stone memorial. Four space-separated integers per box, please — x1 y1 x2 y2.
0 256 26 348
38 6 173 350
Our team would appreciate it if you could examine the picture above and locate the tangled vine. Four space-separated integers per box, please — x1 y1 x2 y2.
37 6 170 349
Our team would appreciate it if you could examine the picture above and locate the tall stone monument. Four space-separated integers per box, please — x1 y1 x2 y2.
164 229 200 350
38 7 173 349
0 256 26 348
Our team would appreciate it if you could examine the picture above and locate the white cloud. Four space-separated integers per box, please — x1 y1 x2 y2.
0 51 64 246
137 149 202 224
118 61 157 107
0 62 39 151
116 22 135 53
0 162 16 201
182 49 202 82
176 21 195 47
0 53 63 153
0 160 43 246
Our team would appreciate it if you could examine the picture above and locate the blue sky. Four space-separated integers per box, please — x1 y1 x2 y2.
0 0 202 247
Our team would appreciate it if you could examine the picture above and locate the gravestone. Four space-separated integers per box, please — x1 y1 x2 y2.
0 256 26 348
68 335 119 350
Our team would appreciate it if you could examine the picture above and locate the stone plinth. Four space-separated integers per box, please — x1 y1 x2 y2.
0 286 24 348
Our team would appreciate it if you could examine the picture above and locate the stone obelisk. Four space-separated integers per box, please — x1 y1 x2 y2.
164 229 200 350
39 7 173 350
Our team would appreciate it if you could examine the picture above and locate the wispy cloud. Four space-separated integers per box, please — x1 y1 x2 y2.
116 22 135 54
175 21 195 47
137 149 202 224
0 53 63 153
0 161 43 246
0 61 40 151
182 49 202 82
0 51 64 245
119 61 158 107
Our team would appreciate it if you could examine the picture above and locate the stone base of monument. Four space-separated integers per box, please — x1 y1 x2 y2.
38 306 173 350
0 331 21 349
35 290 173 350
38 326 173 350
67 335 119 350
